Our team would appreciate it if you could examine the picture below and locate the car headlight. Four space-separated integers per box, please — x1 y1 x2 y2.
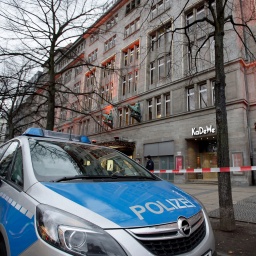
36 204 127 256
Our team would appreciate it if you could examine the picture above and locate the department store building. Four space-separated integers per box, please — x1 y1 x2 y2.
53 0 256 185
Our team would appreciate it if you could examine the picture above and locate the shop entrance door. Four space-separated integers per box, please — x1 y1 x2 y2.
187 137 217 181
152 156 174 181
200 152 218 180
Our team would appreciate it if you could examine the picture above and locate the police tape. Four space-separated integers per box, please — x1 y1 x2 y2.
150 166 256 174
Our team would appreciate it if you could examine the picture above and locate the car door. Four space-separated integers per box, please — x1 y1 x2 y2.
0 141 38 255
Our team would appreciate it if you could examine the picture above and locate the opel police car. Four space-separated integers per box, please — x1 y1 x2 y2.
0 128 216 256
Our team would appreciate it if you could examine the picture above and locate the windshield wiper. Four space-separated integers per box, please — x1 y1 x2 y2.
129 175 156 180
110 174 156 180
52 175 110 182
52 174 157 182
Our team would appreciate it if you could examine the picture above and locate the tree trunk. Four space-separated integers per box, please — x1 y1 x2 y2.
215 0 235 231
46 78 55 130
46 46 56 131
7 119 14 140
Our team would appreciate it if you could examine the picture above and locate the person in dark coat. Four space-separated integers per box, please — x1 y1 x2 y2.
145 155 154 170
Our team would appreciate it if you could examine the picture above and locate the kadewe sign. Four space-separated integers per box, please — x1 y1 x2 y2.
192 125 216 136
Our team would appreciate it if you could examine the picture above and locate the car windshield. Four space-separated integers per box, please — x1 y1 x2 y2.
29 139 154 182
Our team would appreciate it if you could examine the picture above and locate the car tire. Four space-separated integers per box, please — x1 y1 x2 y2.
0 234 7 256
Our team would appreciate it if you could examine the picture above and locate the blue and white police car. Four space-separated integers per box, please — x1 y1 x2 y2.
0 128 216 256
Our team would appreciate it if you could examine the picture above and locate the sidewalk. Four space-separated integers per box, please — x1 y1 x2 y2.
176 183 256 223
175 183 256 256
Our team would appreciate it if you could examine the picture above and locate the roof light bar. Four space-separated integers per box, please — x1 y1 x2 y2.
22 127 91 144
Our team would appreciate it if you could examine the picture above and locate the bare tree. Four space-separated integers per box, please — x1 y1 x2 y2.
1 0 256 232
135 0 255 231
0 60 45 139
163 0 256 231
0 0 106 130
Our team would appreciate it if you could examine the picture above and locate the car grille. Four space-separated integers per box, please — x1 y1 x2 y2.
126 211 206 256
139 220 205 255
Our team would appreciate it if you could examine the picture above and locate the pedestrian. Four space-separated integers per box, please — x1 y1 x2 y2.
135 158 141 164
145 155 154 171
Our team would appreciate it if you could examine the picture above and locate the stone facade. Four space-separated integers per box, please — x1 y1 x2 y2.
53 0 256 186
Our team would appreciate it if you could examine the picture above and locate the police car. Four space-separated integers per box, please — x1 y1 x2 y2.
0 128 216 256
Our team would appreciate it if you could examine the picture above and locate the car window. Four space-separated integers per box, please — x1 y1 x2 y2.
0 142 11 160
29 139 154 182
10 147 24 187
30 140 83 179
0 141 19 178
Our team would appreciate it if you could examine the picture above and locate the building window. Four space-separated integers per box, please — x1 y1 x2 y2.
209 0 216 21
95 116 102 133
64 70 72 84
121 70 139 97
75 65 82 76
110 84 113 101
187 87 195 111
130 48 134 63
136 46 140 59
123 44 139 66
197 40 208 71
84 96 92 111
151 34 156 51
210 37 215 63
104 35 116 52
211 81 215 106
184 2 215 73
199 83 207 108
151 5 157 19
88 49 98 63
166 54 171 78
150 22 172 51
101 86 105 104
148 99 153 120
156 97 161 118
70 103 77 119
74 81 81 94
125 0 141 15
82 119 90 135
149 22 172 84
186 43 195 72
158 57 165 80
165 93 170 116
90 30 99 44
122 76 126 96
128 73 132 93
124 18 140 38
84 71 96 88
158 28 164 48
101 58 115 104
134 70 138 92
151 0 170 19
100 83 113 104
196 6 205 21
106 13 118 30
60 109 66 121
125 107 129 126
186 12 195 32
118 109 123 127
121 43 140 96
150 61 155 85
124 52 128 66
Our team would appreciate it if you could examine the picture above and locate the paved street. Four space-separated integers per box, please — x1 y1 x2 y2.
175 183 256 223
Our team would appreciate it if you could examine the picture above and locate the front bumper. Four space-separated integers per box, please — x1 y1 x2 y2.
21 209 215 256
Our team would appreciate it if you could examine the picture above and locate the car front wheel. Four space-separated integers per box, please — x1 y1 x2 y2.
0 234 7 256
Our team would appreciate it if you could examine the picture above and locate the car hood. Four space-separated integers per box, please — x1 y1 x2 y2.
41 180 202 228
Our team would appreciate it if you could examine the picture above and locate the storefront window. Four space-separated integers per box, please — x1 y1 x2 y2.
199 83 207 108
187 87 195 111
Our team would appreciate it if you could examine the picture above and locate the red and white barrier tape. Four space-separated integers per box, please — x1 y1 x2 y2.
150 166 256 174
